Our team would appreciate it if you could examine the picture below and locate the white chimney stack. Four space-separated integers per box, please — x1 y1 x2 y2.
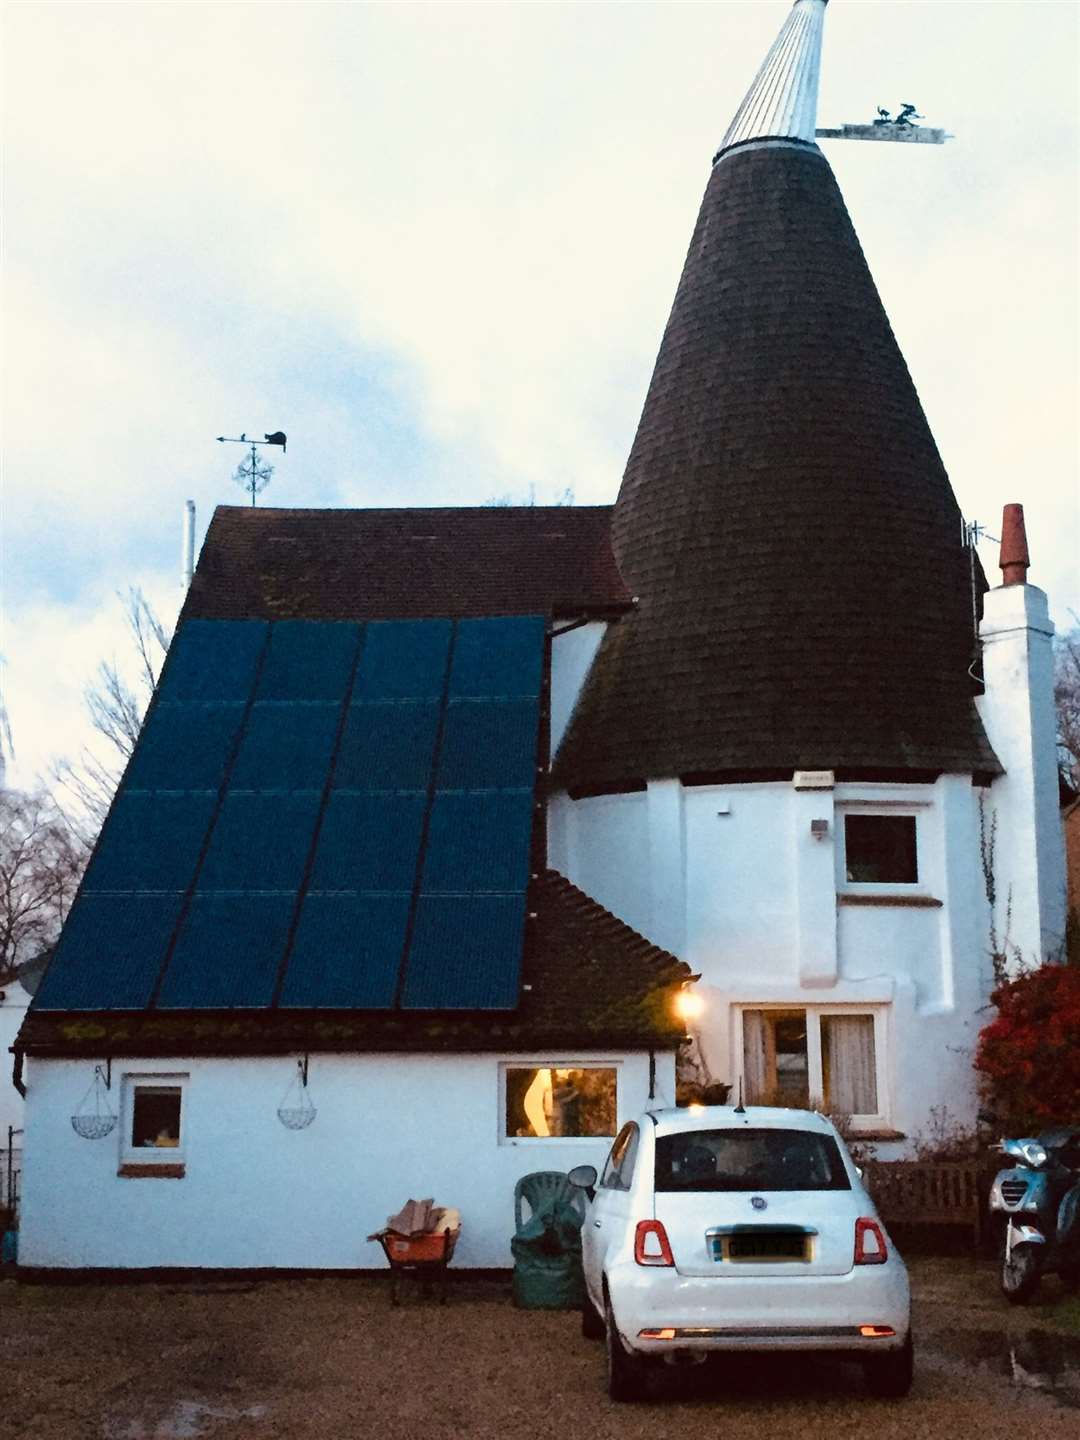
976 504 1067 968
182 500 196 589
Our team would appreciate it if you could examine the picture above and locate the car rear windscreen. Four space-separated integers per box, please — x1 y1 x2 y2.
654 1128 851 1192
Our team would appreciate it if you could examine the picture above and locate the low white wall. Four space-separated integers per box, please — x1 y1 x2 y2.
19 1049 670 1270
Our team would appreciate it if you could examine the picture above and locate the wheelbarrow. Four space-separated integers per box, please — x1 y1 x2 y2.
368 1224 461 1305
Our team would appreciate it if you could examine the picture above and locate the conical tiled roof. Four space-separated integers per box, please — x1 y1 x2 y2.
554 7 998 792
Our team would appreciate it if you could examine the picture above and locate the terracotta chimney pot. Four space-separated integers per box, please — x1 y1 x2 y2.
999 503 1030 586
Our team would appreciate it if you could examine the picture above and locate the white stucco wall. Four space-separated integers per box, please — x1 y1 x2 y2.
549 621 606 760
19 1049 671 1270
554 774 998 1152
977 580 1067 968
0 981 29 1144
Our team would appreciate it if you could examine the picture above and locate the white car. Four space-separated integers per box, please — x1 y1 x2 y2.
571 1105 912 1401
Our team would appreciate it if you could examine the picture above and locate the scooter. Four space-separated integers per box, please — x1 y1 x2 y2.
988 1127 1080 1303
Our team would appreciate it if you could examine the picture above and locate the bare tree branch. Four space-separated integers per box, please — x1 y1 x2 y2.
0 787 85 987
50 587 172 839
1055 621 1080 792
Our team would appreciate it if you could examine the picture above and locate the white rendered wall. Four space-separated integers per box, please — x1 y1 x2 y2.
549 622 606 760
554 775 995 1151
19 1049 670 1270
977 581 1067 967
0 981 29 1143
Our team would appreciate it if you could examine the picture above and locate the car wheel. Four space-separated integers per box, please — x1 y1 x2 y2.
863 1331 914 1399
1000 1231 1042 1304
582 1289 605 1340
604 1292 647 1401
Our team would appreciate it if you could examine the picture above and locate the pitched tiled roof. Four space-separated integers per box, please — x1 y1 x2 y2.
15 872 691 1056
554 144 1000 791
183 505 630 623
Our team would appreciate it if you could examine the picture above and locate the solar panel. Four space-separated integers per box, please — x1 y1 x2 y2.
255 621 359 703
123 703 245 792
37 613 546 1017
281 894 410 1008
81 791 217 893
230 704 341 792
310 792 425 892
354 619 451 700
437 698 540 790
34 893 186 1011
422 791 534 893
198 792 321 892
403 894 527 1009
449 616 544 699
334 702 440 791
157 620 267 702
157 893 297 1009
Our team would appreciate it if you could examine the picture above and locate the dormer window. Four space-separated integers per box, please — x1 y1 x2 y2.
843 814 918 885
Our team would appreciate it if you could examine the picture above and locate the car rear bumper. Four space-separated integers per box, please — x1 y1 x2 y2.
607 1260 910 1356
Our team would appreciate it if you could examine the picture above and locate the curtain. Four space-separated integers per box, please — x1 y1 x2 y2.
742 1010 769 1104
823 1015 878 1115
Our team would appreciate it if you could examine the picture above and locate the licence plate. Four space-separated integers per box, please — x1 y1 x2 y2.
715 1231 810 1262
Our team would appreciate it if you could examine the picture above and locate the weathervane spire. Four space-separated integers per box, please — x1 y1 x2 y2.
716 0 828 163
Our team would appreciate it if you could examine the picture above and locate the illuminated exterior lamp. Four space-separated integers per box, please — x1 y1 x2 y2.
674 984 705 1021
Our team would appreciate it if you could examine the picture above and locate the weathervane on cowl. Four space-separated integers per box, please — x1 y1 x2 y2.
216 430 287 506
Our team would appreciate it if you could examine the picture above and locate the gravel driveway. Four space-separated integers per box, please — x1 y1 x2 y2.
2 1259 1078 1439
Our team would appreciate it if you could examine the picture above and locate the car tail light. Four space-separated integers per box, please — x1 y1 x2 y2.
860 1325 895 1338
854 1217 888 1265
634 1219 675 1267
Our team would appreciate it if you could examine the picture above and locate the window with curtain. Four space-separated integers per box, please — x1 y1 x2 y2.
740 1009 883 1123
822 1014 878 1115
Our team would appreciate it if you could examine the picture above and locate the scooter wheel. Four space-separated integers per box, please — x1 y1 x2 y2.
1001 1232 1042 1304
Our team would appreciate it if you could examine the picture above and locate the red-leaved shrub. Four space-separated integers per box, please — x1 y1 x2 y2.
975 963 1080 1130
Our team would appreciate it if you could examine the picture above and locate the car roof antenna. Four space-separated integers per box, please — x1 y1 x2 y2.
734 1077 746 1115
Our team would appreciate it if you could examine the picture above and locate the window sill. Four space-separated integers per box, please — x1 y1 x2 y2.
118 1162 186 1179
838 894 942 908
849 1129 906 1142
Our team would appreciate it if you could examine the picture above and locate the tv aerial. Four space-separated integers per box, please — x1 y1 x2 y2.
216 431 287 506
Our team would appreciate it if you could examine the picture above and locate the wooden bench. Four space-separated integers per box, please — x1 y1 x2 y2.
861 1160 983 1253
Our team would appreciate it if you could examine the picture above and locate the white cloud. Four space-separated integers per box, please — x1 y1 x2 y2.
3 0 1078 783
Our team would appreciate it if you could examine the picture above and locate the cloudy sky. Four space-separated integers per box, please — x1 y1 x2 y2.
3 0 1078 799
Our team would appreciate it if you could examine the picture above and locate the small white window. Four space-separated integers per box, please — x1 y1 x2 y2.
502 1065 617 1140
739 1008 887 1131
121 1074 188 1173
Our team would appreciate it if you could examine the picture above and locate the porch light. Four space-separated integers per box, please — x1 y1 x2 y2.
674 986 704 1021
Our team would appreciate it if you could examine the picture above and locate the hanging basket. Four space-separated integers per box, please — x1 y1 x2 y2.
71 1113 117 1141
276 1102 317 1131
71 1065 118 1141
276 1057 316 1130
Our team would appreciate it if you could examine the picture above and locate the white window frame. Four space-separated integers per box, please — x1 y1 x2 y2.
734 1006 889 1132
120 1072 189 1167
836 804 927 896
498 1060 620 1146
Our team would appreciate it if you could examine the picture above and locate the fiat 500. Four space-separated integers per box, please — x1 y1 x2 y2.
570 1105 912 1401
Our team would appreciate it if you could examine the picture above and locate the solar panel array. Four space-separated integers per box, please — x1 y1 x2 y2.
36 616 545 1013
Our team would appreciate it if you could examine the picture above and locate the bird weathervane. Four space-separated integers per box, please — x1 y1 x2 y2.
216 431 287 506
